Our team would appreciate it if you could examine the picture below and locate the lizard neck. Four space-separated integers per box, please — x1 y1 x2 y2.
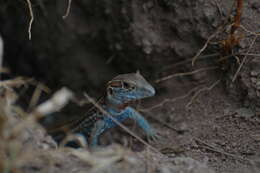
105 96 129 112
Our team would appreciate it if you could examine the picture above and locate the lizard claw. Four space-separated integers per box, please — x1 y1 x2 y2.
147 131 161 143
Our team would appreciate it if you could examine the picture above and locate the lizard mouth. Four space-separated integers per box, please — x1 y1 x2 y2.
124 99 139 105
117 102 129 110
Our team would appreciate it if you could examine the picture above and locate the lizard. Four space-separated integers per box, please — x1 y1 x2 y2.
63 71 157 148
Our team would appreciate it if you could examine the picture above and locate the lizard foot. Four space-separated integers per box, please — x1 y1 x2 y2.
147 131 161 143
62 133 88 148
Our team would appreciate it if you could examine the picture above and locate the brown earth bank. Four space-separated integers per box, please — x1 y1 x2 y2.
0 0 260 173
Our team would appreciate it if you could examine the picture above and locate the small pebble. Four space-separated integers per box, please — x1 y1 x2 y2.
235 108 255 118
251 71 258 77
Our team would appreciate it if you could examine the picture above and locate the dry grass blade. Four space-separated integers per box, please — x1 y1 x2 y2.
33 87 74 115
70 145 125 171
0 36 3 71
240 25 260 36
9 88 74 139
28 83 43 110
0 68 10 74
194 137 254 163
155 66 218 83
25 0 34 40
0 77 32 88
84 93 161 154
191 29 223 66
186 79 221 109
63 0 72 19
213 0 223 18
163 52 260 73
161 53 220 72
232 35 258 82
140 85 201 112
144 114 184 134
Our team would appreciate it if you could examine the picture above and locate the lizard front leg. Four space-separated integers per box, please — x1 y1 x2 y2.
89 120 107 147
127 107 157 141
90 108 157 146
89 112 131 147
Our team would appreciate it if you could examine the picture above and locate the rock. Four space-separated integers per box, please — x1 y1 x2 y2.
251 71 258 77
235 108 255 118
251 77 257 84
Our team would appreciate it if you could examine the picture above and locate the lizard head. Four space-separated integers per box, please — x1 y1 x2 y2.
106 72 155 105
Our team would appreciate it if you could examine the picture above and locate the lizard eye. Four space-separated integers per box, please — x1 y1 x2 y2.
122 82 130 89
122 82 135 90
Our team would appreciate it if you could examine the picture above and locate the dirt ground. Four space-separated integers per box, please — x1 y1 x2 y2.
144 74 260 173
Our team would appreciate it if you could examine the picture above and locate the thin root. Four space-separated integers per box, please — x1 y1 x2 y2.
185 79 221 109
191 25 226 66
232 35 258 82
63 0 72 19
194 137 253 163
240 25 260 36
139 85 201 112
155 66 218 83
25 0 34 40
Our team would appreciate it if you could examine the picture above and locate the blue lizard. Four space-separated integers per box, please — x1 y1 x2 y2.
66 72 156 147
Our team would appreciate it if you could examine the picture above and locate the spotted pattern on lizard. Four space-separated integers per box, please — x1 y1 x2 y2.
66 72 156 147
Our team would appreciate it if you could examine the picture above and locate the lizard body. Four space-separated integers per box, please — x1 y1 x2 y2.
66 72 156 147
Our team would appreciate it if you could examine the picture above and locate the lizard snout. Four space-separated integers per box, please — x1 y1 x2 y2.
142 84 156 97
